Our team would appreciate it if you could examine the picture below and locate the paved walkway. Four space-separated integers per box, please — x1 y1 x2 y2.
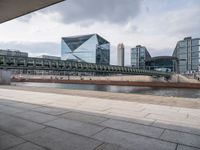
0 88 200 150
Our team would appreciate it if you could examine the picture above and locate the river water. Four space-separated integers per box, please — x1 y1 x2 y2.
12 82 200 99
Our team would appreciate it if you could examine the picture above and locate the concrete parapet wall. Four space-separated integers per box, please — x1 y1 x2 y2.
0 70 11 85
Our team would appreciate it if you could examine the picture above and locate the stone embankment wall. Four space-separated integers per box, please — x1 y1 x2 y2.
170 74 200 83
0 70 11 85
13 75 166 82
12 74 200 84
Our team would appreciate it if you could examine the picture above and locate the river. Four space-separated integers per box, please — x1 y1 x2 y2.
12 82 200 99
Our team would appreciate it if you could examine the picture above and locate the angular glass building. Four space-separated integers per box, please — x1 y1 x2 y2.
173 37 200 73
61 34 110 65
145 56 178 72
131 45 151 69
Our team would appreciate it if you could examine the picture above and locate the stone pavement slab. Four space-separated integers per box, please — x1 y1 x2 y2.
153 120 200 136
61 112 108 124
95 143 130 150
13 110 57 123
161 130 200 148
177 145 200 150
23 127 102 150
0 105 26 115
0 133 25 150
32 106 70 115
45 118 104 137
0 113 45 136
146 113 200 126
106 113 155 125
0 99 19 106
7 142 46 150
93 128 177 150
100 119 164 138
0 130 6 136
9 102 42 110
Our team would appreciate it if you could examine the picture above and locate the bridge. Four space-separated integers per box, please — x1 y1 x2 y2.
0 55 171 78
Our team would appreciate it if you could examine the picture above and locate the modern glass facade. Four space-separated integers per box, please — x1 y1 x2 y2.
173 37 200 73
131 45 151 69
61 34 110 65
145 56 178 72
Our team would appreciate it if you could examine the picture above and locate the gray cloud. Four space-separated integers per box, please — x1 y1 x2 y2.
0 42 60 57
45 0 141 24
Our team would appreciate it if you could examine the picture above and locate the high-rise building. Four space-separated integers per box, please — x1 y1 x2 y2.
131 45 151 69
117 43 125 66
173 37 200 73
61 34 110 65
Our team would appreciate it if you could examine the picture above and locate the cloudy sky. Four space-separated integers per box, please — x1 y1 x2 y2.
0 0 200 65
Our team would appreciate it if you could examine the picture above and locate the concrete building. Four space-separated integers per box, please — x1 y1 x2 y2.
61 34 110 65
0 49 28 57
37 55 61 60
131 45 151 69
0 0 64 23
173 37 200 74
117 43 125 66
145 56 178 72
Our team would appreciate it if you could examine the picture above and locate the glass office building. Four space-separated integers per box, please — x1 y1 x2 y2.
145 56 178 72
131 45 151 69
173 37 200 73
61 34 110 65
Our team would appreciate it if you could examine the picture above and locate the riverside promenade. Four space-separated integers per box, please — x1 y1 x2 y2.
0 86 200 150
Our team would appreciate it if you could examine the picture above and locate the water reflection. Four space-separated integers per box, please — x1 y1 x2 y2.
12 82 200 98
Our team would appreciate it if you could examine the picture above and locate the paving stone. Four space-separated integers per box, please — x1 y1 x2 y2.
0 130 6 136
161 130 200 148
9 102 42 110
107 109 148 118
146 113 187 121
177 145 200 150
0 99 19 106
45 118 104 137
0 105 25 115
100 119 164 138
95 143 130 150
7 142 46 150
93 128 176 150
13 111 57 123
0 113 45 136
61 112 108 124
23 127 102 150
32 106 70 115
146 114 199 125
153 120 200 136
0 133 25 150
107 113 155 125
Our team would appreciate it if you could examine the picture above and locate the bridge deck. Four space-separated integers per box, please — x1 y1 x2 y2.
0 55 171 78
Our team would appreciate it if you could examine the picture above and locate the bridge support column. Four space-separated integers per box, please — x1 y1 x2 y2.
0 70 11 85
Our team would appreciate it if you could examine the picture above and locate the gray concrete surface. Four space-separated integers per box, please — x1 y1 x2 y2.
0 70 11 85
0 88 200 150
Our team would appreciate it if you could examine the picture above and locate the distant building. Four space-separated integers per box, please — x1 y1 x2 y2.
117 43 125 66
131 45 151 69
0 49 28 57
37 55 61 60
173 37 200 73
61 34 110 65
145 56 178 72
